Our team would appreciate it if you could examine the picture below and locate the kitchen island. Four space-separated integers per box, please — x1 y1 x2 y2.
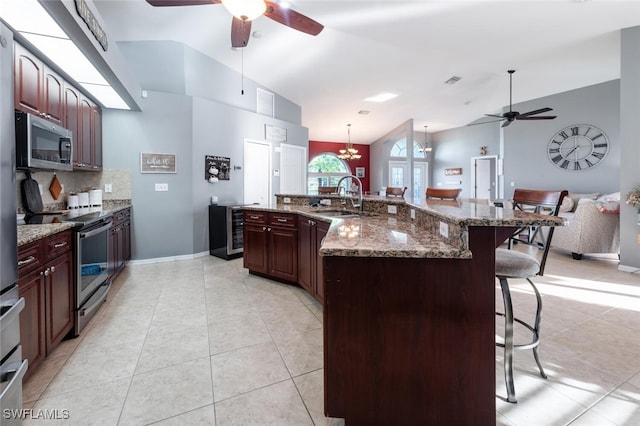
245 195 564 425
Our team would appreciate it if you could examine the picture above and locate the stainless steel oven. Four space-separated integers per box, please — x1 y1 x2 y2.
74 213 112 335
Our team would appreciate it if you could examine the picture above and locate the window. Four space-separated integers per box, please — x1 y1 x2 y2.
307 153 351 194
390 138 427 159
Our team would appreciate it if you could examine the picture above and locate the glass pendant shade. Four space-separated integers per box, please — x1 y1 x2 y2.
337 124 361 160
221 0 266 21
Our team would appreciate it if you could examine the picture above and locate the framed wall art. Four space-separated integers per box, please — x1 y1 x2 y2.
444 167 462 176
140 152 177 173
205 155 231 183
355 167 365 178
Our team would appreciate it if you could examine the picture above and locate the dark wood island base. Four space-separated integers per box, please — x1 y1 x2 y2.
323 227 497 425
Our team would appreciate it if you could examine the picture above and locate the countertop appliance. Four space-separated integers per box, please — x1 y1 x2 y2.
209 203 246 260
15 110 73 172
1 22 28 426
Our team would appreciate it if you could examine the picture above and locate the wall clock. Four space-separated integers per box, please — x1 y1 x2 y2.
547 124 609 171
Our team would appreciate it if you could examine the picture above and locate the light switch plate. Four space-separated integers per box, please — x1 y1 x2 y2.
104 183 113 193
283 197 291 203
155 183 168 192
388 205 397 214
439 221 449 238
410 209 415 219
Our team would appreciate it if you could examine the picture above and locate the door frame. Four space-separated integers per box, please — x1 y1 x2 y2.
470 155 498 200
244 139 272 206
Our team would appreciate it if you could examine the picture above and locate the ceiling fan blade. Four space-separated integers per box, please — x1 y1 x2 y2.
264 1 324 36
517 115 557 120
146 0 220 6
501 120 513 128
484 114 504 119
231 17 251 47
467 118 505 126
517 107 553 118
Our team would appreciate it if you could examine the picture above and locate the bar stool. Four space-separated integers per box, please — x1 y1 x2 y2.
385 186 407 197
425 187 461 200
496 188 567 403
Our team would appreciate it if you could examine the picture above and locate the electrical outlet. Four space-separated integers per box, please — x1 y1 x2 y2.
104 183 113 193
155 183 169 192
410 209 415 219
388 205 397 214
439 221 449 238
283 197 291 204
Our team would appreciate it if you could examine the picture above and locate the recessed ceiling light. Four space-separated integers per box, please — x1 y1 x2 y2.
252 31 262 38
364 92 398 103
358 110 370 115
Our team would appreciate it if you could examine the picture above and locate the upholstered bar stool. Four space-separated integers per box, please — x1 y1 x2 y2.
495 188 567 403
426 187 461 200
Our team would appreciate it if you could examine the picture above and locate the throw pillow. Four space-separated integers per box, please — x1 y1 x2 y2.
559 196 574 213
567 192 600 212
596 200 620 214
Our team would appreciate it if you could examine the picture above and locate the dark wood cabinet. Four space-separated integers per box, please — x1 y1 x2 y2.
298 216 329 303
243 211 298 283
14 43 63 125
14 42 102 170
18 231 73 380
108 207 132 280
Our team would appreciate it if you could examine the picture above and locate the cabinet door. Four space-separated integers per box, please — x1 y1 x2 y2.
64 86 81 167
18 269 46 378
14 43 42 116
243 223 268 274
91 105 102 169
297 217 314 294
269 227 298 282
79 97 93 168
43 67 63 125
314 222 330 303
45 251 73 352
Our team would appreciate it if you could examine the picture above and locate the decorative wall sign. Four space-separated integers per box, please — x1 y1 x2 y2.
355 167 365 178
205 155 230 183
140 153 176 173
265 124 287 142
444 167 462 176
75 0 108 51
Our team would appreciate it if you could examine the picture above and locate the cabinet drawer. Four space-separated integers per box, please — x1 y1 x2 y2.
18 241 44 276
244 211 268 225
45 231 72 261
269 213 297 228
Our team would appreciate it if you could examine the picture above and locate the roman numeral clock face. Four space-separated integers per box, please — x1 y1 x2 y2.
548 124 609 171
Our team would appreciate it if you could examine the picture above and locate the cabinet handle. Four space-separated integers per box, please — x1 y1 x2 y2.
50 266 56 273
262 226 267 231
42 268 50 277
277 218 288 223
250 215 260 219
18 255 37 267
267 227 271 232
53 241 68 248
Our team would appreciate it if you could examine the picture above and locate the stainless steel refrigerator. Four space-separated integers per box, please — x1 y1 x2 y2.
0 20 27 425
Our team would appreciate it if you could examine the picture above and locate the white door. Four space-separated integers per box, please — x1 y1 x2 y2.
389 161 408 188
472 156 497 200
413 162 428 199
244 139 272 207
280 143 307 195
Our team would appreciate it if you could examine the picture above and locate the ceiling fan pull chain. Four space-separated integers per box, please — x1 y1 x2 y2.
241 47 245 95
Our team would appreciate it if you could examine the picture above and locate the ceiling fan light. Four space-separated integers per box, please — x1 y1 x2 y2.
221 0 266 21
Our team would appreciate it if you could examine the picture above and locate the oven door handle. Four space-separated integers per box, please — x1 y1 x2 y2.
79 222 112 239
0 298 25 333
79 281 112 317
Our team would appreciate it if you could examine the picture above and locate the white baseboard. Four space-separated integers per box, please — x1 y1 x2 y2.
128 251 210 265
618 264 640 274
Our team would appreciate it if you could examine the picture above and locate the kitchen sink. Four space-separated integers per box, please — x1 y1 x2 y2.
313 210 361 219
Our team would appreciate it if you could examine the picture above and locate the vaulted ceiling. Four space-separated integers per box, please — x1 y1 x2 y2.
92 0 640 143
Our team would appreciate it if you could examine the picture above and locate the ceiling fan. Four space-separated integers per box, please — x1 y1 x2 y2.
471 70 557 128
145 0 324 48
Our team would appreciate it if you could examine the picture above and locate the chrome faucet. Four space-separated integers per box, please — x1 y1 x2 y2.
336 175 363 211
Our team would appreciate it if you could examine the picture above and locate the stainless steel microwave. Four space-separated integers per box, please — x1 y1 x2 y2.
15 111 73 171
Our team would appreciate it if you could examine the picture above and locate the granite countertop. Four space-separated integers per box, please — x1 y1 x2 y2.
250 195 566 259
17 203 132 247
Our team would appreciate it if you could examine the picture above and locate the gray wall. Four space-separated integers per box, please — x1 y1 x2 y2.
369 120 413 193
103 41 308 260
431 120 501 198
620 27 640 271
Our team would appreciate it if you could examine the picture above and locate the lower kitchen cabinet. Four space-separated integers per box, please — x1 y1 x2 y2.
243 211 298 283
298 216 330 303
108 207 131 280
18 230 73 379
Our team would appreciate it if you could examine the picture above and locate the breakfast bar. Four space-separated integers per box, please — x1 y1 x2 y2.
247 195 564 425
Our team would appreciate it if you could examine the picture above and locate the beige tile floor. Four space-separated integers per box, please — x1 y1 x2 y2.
21 248 640 425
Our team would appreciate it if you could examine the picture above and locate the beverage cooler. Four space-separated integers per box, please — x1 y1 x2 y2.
209 204 245 260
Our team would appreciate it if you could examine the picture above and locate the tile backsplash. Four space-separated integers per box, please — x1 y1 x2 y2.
16 168 131 211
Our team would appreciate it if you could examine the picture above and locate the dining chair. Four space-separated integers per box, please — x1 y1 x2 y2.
425 187 461 200
385 186 407 197
496 188 568 403
318 186 338 194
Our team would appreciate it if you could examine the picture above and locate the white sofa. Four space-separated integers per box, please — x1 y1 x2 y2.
552 192 620 260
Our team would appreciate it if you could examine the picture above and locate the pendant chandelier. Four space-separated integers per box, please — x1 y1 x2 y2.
419 125 432 153
337 124 361 161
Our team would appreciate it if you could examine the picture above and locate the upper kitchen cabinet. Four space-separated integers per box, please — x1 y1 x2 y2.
14 43 63 126
15 42 103 171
